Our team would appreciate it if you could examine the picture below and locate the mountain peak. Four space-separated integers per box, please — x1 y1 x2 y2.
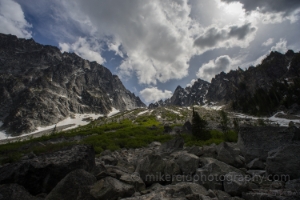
0 33 145 134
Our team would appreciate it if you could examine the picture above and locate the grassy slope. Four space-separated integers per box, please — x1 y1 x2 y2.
0 107 238 165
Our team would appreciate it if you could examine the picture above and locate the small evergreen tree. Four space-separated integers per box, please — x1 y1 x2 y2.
219 110 229 134
192 108 210 140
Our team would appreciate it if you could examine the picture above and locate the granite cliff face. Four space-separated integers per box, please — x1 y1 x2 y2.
148 79 210 108
150 50 300 115
206 50 299 103
0 34 145 134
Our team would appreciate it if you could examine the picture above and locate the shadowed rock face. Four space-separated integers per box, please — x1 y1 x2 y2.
0 33 145 134
206 50 299 103
0 145 95 195
238 126 297 163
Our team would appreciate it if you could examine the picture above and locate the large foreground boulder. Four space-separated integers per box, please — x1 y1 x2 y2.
196 157 244 190
238 126 297 163
175 153 200 175
223 172 249 196
266 144 300 180
45 169 96 200
135 154 166 185
216 142 245 168
0 145 95 195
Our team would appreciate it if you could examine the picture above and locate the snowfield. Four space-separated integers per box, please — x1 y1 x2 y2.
137 110 149 116
234 111 300 127
0 108 120 140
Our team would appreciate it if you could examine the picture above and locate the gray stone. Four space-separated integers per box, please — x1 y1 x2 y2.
120 173 146 192
135 154 166 185
176 153 200 175
90 177 135 200
100 155 118 166
223 172 249 196
45 169 96 200
187 146 204 157
266 144 300 179
196 157 244 190
202 144 218 158
217 142 244 168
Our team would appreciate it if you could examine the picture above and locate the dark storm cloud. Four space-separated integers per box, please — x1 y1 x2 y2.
221 0 300 14
194 23 256 48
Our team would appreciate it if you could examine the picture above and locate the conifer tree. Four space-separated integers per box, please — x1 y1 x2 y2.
192 107 210 140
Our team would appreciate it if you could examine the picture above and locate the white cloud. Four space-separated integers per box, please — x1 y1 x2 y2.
262 38 274 46
139 87 172 104
72 0 200 85
0 0 31 38
194 23 257 51
197 55 232 82
59 37 105 64
271 38 288 53
186 79 196 88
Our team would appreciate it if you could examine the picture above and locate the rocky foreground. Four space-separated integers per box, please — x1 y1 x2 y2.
0 126 300 200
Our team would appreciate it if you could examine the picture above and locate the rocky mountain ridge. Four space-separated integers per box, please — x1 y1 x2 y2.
150 50 300 115
149 79 210 109
0 33 145 134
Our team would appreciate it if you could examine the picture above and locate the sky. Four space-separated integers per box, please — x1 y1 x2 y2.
1 0 300 105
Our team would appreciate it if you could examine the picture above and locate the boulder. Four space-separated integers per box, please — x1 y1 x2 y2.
266 144 300 180
202 144 218 158
159 137 184 153
120 173 146 192
148 141 161 148
238 126 297 163
223 172 249 196
0 184 42 200
90 177 135 200
186 146 204 157
100 155 118 166
164 159 181 179
196 157 244 190
135 154 166 185
216 142 245 168
246 158 265 170
175 153 200 175
45 169 96 200
0 145 95 195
